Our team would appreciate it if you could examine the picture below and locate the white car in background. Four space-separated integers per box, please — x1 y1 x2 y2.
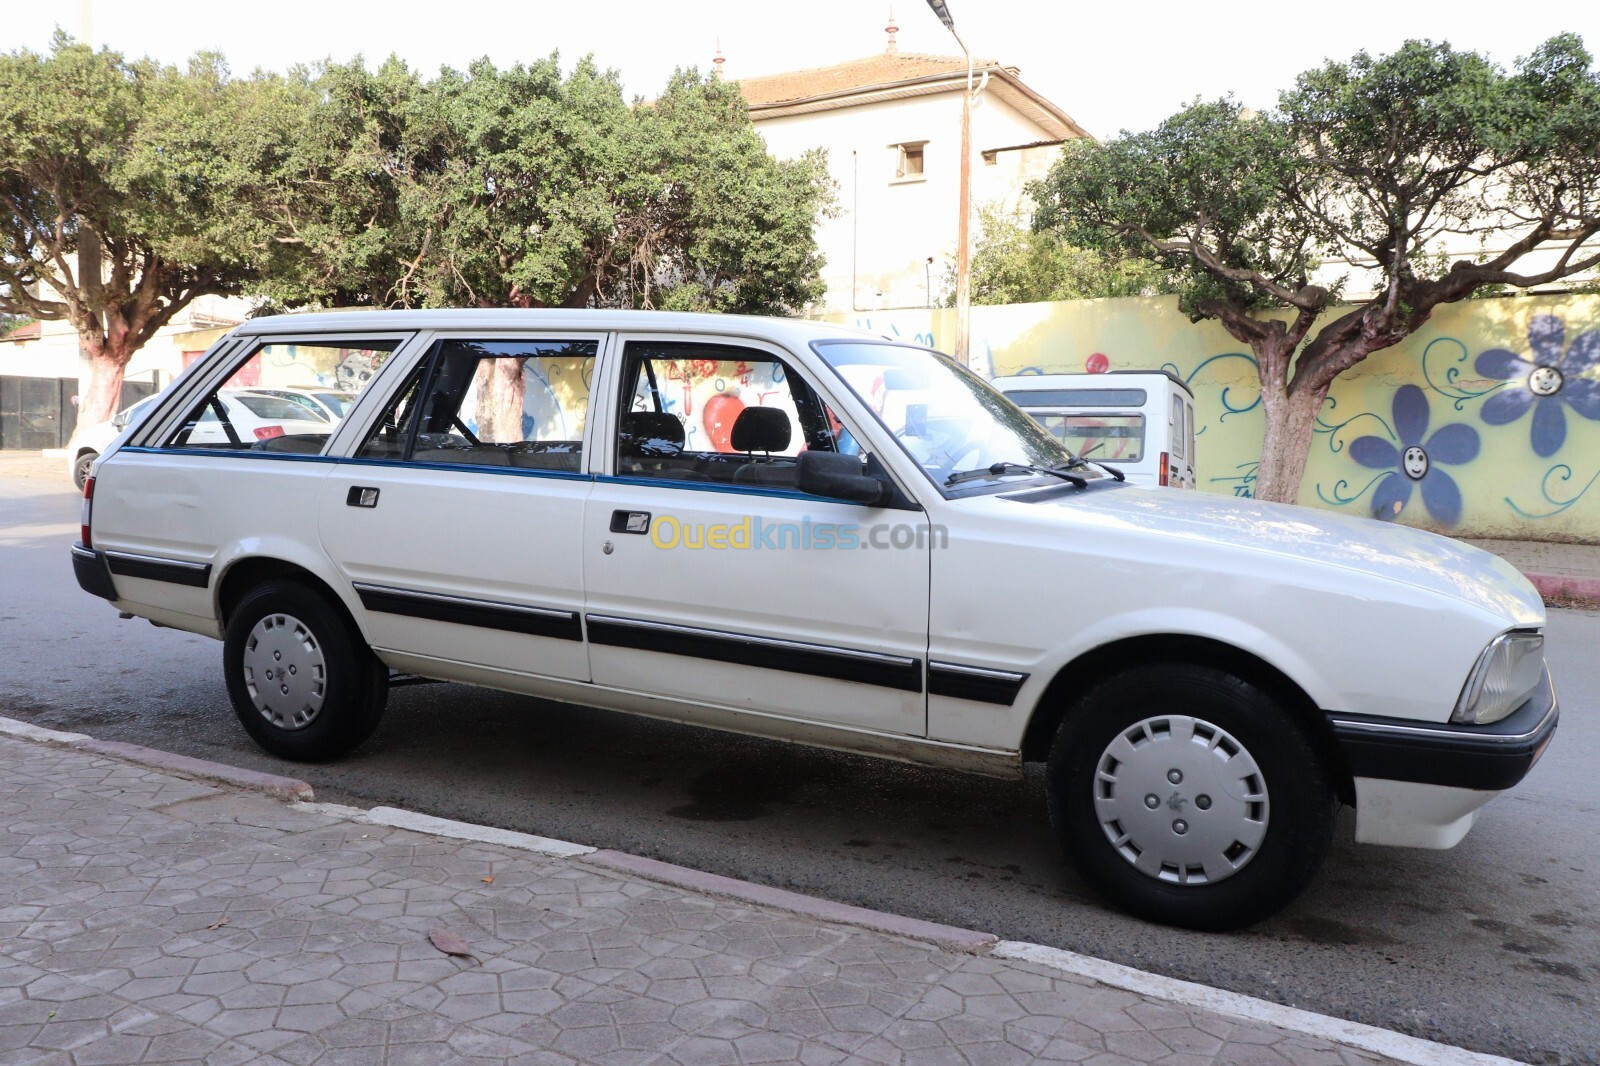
68 394 162 489
243 386 360 424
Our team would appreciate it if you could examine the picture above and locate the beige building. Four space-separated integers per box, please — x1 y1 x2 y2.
735 22 1088 314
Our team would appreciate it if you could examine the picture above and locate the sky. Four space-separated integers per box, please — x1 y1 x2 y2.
6 0 1600 138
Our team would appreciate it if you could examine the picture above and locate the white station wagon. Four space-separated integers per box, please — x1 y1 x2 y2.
72 310 1558 930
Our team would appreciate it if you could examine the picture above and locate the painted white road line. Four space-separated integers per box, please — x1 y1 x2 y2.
0 715 91 744
993 941 1526 1066
365 805 596 858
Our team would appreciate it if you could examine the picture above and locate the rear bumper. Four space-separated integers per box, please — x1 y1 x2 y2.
1327 667 1558 793
71 544 119 602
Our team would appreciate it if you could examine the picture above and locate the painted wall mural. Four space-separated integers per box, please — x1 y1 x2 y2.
824 293 1600 541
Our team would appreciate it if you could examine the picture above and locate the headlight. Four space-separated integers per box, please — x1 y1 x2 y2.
1451 630 1545 725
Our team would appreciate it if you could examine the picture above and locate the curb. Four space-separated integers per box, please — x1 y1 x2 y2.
0 715 315 802
585 848 997 955
994 941 1526 1066
1527 571 1600 603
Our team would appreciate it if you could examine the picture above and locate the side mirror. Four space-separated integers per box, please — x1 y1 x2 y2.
797 450 891 506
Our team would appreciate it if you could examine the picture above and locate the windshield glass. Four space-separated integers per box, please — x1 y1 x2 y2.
812 341 1079 488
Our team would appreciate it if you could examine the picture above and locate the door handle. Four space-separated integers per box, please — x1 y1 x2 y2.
610 510 651 534
346 486 380 508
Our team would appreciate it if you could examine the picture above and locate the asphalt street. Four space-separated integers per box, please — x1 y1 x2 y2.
2 471 1595 1064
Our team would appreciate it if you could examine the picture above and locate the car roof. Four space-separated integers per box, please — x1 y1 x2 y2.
230 309 886 348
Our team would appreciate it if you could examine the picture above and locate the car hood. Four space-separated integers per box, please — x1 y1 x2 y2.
1004 484 1544 624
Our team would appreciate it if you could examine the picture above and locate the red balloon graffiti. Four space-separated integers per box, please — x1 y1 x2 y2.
1085 352 1110 374
702 392 746 452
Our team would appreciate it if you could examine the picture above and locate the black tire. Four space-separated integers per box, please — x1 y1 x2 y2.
223 580 388 762
73 451 96 490
1045 663 1334 932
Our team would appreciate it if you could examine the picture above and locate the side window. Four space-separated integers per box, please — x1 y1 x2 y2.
1170 394 1186 459
162 340 399 454
615 341 836 490
358 338 595 471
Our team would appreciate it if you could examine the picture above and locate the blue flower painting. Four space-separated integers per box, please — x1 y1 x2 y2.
1475 315 1600 457
1349 386 1480 527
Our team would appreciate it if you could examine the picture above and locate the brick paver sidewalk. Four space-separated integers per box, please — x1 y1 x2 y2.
0 735 1432 1066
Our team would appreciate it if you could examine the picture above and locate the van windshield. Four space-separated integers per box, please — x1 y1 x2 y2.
812 341 1081 488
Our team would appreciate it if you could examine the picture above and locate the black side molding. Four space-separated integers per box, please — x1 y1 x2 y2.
587 615 923 692
71 545 119 602
1329 669 1558 792
355 584 582 642
104 550 211 588
928 661 1028 705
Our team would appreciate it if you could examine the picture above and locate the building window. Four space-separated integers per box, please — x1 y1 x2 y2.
893 141 927 181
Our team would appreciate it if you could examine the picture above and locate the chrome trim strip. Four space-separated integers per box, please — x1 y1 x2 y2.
103 549 209 572
70 544 97 561
352 582 573 620
929 660 1027 682
584 614 917 667
1328 697 1558 747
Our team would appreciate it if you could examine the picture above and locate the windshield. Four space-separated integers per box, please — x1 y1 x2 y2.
813 341 1080 489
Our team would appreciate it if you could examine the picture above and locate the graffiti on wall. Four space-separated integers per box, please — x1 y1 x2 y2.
822 295 1600 541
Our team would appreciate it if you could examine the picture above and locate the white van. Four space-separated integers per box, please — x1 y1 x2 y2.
991 372 1197 488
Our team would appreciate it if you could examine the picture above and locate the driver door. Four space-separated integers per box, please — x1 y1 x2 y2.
582 336 932 737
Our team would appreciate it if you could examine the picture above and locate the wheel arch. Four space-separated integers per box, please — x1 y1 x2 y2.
215 554 367 640
1019 633 1354 803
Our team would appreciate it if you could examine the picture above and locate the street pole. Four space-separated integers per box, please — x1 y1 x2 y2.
926 1 975 371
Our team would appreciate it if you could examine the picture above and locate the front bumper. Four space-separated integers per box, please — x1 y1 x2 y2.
1327 666 1558 793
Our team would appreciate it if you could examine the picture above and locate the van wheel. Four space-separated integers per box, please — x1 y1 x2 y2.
223 580 388 762
1045 663 1333 931
73 451 96 490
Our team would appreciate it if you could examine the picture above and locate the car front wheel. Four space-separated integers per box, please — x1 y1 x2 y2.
1046 663 1334 931
223 580 388 761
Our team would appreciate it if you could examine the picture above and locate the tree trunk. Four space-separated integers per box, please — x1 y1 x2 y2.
472 357 528 442
73 342 131 441
1253 384 1325 504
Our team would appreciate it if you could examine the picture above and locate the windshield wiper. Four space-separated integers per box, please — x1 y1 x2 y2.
946 461 1088 488
1062 455 1124 482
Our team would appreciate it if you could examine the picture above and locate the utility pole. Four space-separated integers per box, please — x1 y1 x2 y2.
924 0 976 370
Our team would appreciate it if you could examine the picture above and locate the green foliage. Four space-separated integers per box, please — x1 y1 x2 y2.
256 59 832 314
0 38 275 343
958 204 1175 305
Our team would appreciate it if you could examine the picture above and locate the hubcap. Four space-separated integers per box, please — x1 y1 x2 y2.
241 613 326 731
1093 715 1269 886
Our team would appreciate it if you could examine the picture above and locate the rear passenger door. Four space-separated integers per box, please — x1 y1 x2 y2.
318 335 601 683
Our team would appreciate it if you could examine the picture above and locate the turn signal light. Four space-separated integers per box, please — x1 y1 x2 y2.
1158 451 1170 486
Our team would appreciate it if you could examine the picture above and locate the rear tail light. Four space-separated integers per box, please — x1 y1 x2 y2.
253 425 285 441
80 476 95 547
1158 451 1170 486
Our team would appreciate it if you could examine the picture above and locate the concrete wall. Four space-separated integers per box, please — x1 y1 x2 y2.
824 293 1600 543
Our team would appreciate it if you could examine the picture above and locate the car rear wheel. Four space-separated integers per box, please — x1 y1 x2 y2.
1046 663 1334 931
223 580 388 761
72 451 96 490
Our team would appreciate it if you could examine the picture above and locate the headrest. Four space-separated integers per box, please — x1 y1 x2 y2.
619 411 685 456
729 406 791 453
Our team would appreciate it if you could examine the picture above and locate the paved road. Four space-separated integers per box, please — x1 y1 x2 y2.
3 471 1596 1064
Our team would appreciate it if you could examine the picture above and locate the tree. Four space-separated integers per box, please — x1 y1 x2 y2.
260 58 832 431
1030 35 1600 503
0 37 281 431
959 203 1174 306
